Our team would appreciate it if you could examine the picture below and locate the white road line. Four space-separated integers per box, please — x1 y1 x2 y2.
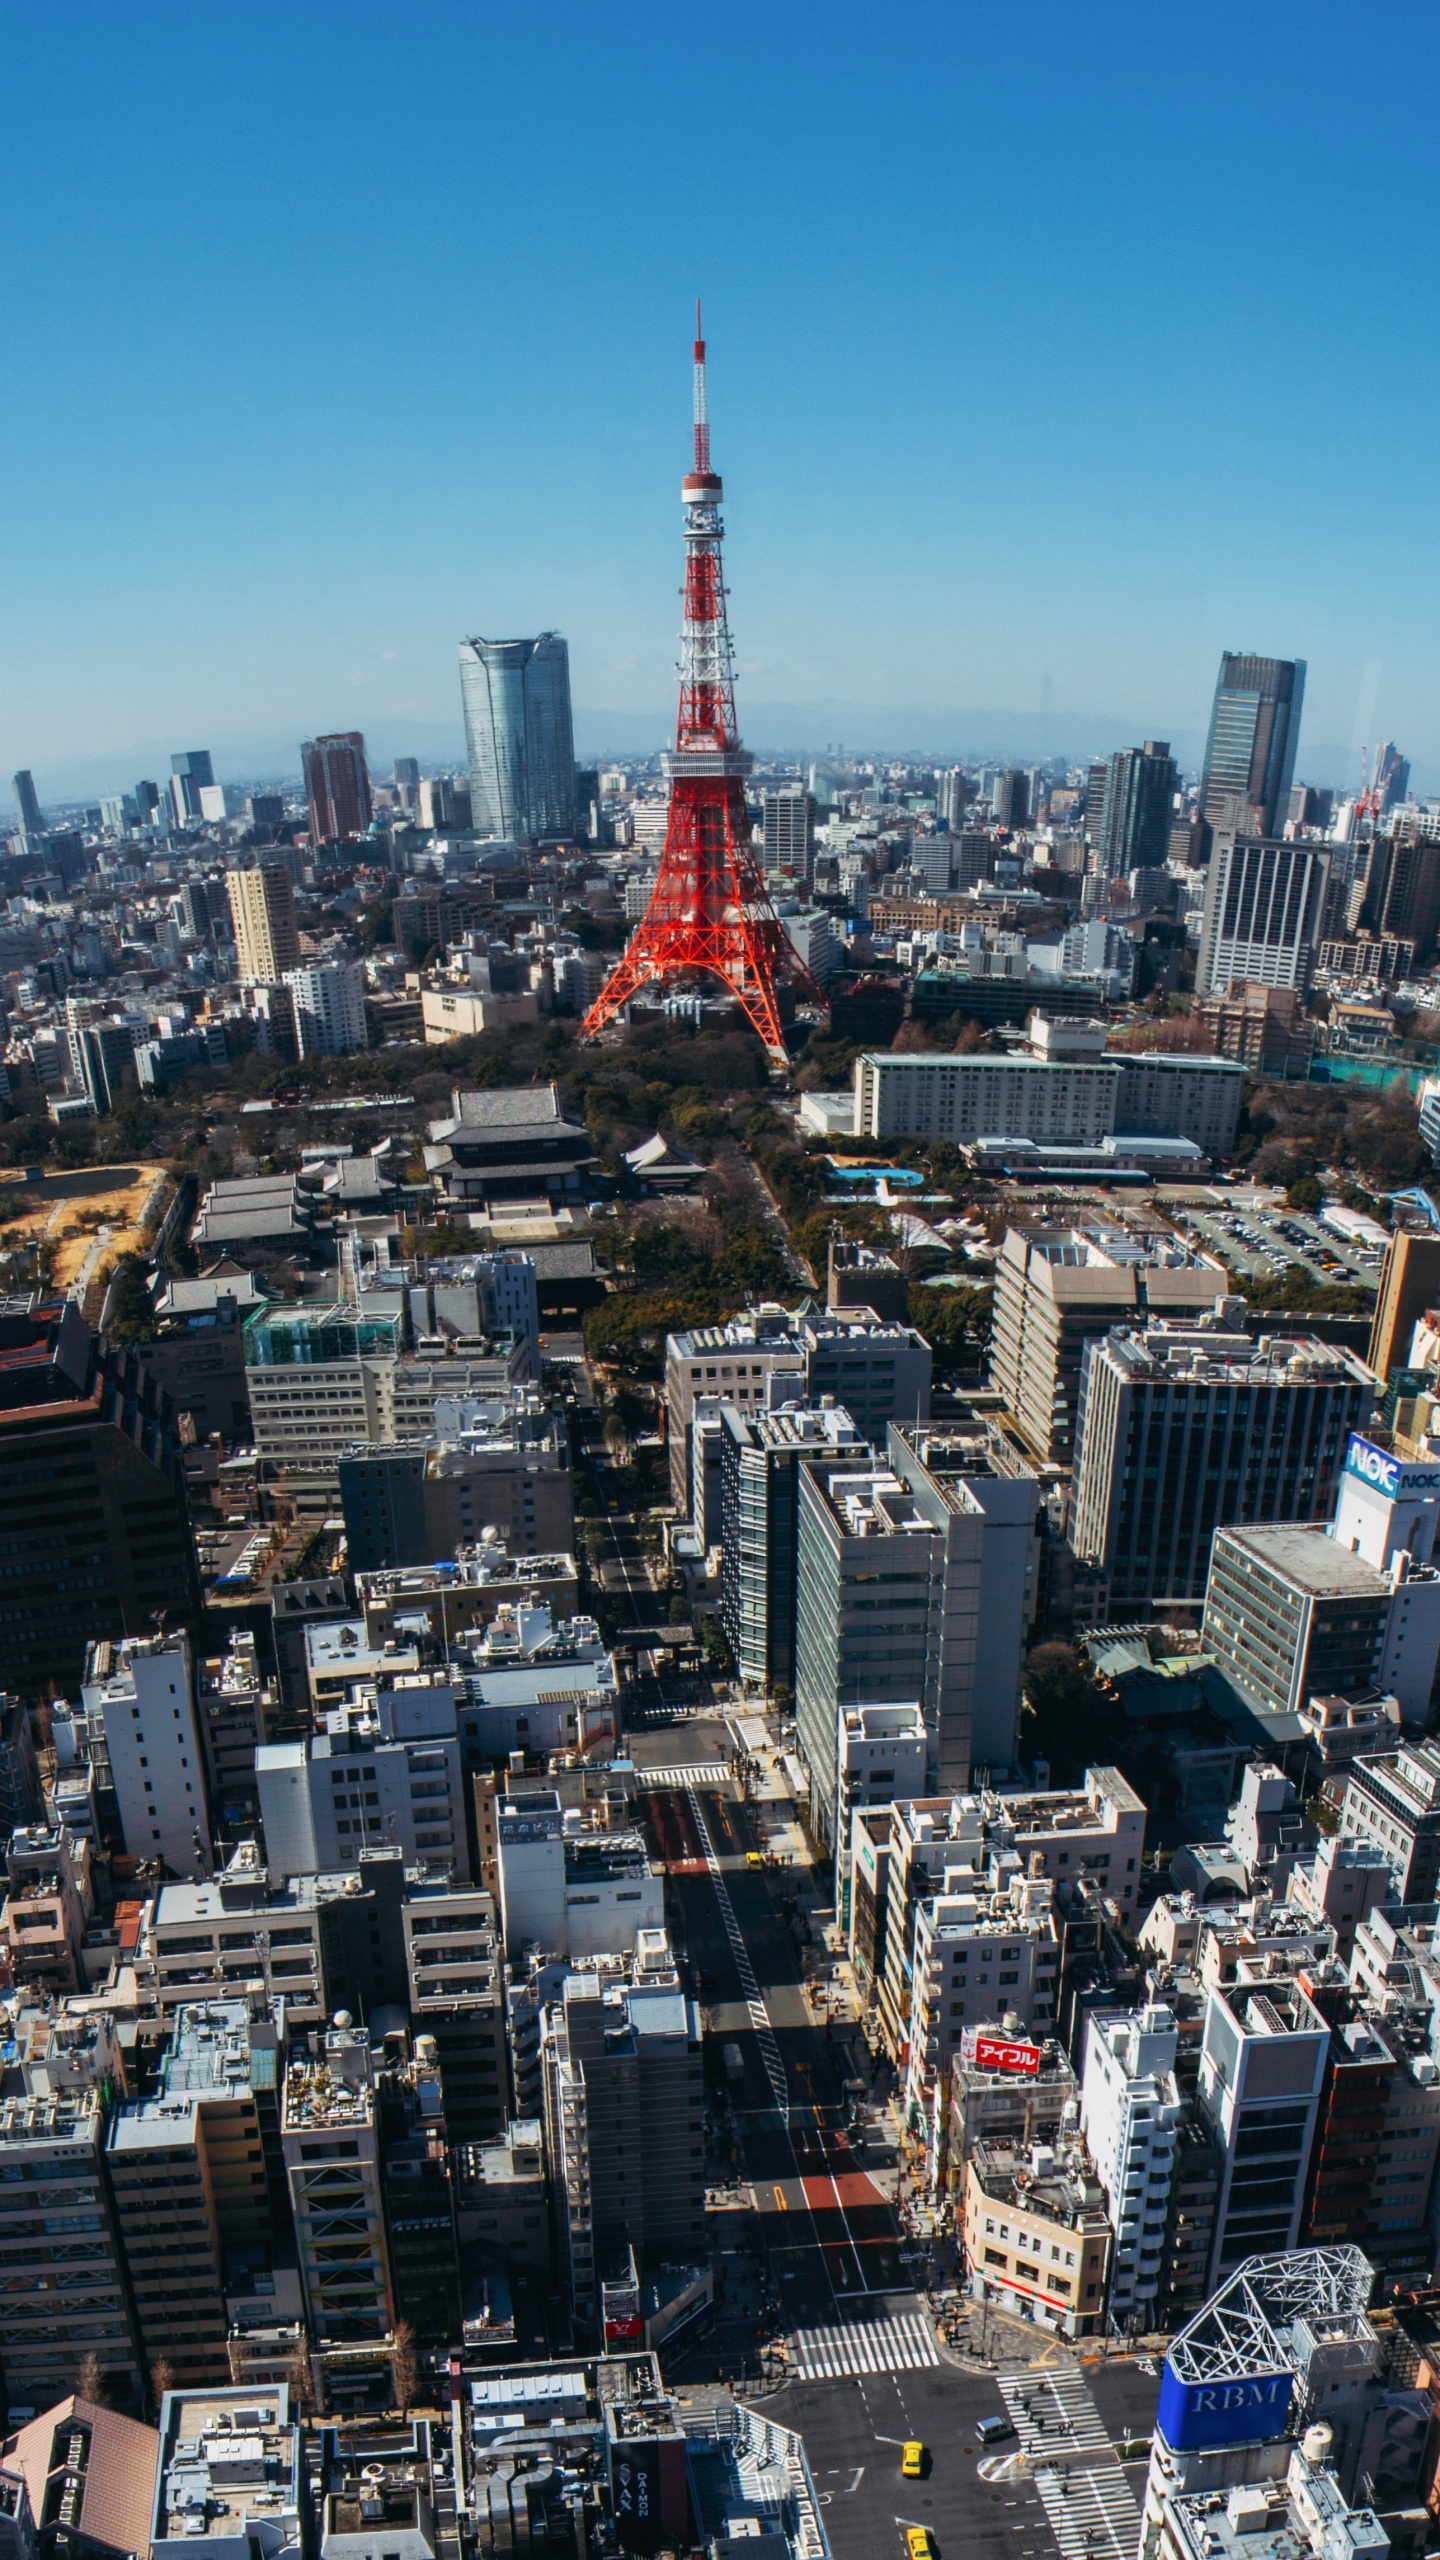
789 2314 940 2380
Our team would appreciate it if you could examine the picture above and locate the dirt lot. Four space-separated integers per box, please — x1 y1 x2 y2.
0 1162 171 1290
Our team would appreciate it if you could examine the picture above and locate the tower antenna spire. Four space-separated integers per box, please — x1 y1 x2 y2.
580 318 823 1062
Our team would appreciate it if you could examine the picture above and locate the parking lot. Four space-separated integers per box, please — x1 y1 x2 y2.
762 2351 1161 2560
1173 1198 1382 1292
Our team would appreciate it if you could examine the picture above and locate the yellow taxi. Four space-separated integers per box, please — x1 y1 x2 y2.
746 1851 763 1867
901 2440 927 2478
905 2529 933 2560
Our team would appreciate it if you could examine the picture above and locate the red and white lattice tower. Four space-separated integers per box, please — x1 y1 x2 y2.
581 312 823 1060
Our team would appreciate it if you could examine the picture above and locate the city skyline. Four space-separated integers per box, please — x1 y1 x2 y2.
4 4 1440 793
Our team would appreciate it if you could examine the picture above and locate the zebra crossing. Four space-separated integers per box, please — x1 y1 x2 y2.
998 2365 1113 2455
687 1786 789 2116
633 1762 730 1789
997 2366 1141 2560
1031 2462 1141 2560
788 2312 940 2380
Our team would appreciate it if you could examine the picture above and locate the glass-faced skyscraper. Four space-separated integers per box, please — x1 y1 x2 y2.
1200 652 1306 835
458 633 576 844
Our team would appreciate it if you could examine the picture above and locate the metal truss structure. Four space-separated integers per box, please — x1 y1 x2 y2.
1167 2247 1375 2384
582 312 823 1063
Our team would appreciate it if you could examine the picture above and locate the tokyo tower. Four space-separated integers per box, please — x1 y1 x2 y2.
581 312 824 1061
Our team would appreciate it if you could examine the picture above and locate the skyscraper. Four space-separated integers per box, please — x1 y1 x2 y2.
458 633 577 844
302 731 373 842
11 769 42 840
393 755 421 815
1095 740 1178 875
169 749 216 825
226 860 300 980
761 783 816 882
1196 829 1329 996
1200 652 1306 834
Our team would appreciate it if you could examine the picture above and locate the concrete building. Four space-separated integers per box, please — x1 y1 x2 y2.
353 1547 579 1652
888 1421 1042 1771
664 1308 930 1514
106 1996 289 2387
1197 1978 1330 2283
458 633 575 845
1080 2003 1184 2331
1203 1524 1440 1727
226 864 300 981
989 1224 1231 1464
718 1400 865 1694
1197 833 1330 997
82 1634 212 1879
962 2134 1112 2337
256 1686 467 1883
875 1769 1146 2071
494 1792 660 1962
284 962 367 1059
1368 1228 1440 1385
851 1033 1242 1159
150 2386 304 2560
0 1299 201 1701
400 1879 507 2141
283 2021 394 2343
1340 1743 1440 1901
0 2083 138 2401
1070 1324 1374 1615
338 1417 571 1570
903 1862 1061 2137
538 1937 704 2327
793 1461 954 1845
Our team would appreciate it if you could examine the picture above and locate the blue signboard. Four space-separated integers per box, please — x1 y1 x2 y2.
1157 2361 1293 2452
1343 1433 1440 1499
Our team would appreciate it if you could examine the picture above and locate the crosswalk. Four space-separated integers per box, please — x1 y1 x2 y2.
789 2312 940 2380
1031 2462 1141 2560
687 1786 790 2117
997 2365 1141 2560
633 1762 730 1789
998 2365 1113 2455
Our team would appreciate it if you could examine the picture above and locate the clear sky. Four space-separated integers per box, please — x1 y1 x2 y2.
5 1 1440 795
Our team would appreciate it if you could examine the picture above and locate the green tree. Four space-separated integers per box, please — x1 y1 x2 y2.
105 1256 156 1341
1286 1174 1323 1211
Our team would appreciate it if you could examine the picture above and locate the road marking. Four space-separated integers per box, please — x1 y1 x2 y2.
847 2469 865 2492
687 1785 790 2117
789 2313 940 2379
774 2186 788 2210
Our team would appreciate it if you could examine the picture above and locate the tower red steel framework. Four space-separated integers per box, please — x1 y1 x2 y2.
581 313 823 1061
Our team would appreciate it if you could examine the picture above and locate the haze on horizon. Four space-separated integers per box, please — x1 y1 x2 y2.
3 2 1437 798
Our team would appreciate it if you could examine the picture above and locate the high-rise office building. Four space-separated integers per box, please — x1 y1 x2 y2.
301 731 373 842
990 1224 1231 1465
134 778 161 826
82 1634 213 1878
458 632 577 844
226 861 300 980
719 1401 865 1694
284 960 367 1058
992 768 1029 827
762 784 817 883
1200 653 1305 835
1368 1227 1440 1384
1069 1321 1374 1614
1095 740 1178 876
938 767 970 830
1347 830 1440 966
1196 830 1330 996
1197 1977 1329 2282
393 754 421 815
0 1301 200 1700
11 769 42 840
169 749 215 825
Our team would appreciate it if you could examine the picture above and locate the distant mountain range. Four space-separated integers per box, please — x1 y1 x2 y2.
16 703 1426 803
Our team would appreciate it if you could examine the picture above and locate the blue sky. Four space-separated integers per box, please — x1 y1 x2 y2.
5 1 1440 794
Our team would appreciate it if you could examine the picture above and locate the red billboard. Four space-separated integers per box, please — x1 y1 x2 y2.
970 2032 1041 2076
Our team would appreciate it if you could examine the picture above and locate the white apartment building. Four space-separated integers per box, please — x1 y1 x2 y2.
1079 2003 1183 2330
284 960 367 1059
854 1048 1118 1146
82 1633 212 1878
256 1687 466 1881
903 1859 1060 2138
